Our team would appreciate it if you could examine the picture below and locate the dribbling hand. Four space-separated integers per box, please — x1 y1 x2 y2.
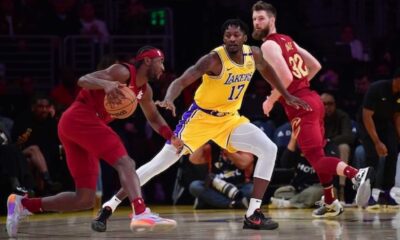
104 82 125 106
155 100 176 117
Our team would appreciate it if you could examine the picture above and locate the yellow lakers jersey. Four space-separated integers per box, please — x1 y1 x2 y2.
194 45 255 113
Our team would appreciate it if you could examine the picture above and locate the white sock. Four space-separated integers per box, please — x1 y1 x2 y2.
246 198 262 217
102 195 122 213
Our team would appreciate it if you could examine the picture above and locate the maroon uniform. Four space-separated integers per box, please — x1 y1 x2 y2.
58 63 145 189
266 33 341 186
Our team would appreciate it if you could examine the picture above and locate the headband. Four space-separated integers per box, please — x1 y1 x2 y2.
135 49 164 61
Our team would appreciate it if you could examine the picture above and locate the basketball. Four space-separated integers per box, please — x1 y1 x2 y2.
104 86 137 119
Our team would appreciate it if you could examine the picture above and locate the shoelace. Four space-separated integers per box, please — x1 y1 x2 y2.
315 200 326 208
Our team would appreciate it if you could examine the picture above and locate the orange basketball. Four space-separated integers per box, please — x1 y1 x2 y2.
104 86 137 119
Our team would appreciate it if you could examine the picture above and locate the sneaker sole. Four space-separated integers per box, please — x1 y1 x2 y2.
311 208 344 218
130 221 177 232
355 167 375 207
6 194 18 238
91 220 107 232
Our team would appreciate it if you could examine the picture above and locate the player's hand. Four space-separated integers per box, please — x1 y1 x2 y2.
171 135 184 154
262 96 274 117
284 95 312 111
104 82 125 106
155 100 176 117
375 141 388 157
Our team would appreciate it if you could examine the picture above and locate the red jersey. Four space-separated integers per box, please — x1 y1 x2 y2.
75 63 147 123
266 33 310 94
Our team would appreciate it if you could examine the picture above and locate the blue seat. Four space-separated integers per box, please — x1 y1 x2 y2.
273 122 292 148
252 120 276 139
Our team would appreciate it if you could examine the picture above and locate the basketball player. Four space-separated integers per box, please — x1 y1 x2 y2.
92 19 311 231
251 1 373 217
6 46 183 238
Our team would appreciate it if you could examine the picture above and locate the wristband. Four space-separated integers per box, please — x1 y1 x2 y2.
158 125 174 140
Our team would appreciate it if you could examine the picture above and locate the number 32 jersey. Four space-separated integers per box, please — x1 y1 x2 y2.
266 33 310 94
194 45 255 113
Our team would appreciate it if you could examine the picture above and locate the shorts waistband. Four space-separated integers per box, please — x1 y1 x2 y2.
193 102 234 117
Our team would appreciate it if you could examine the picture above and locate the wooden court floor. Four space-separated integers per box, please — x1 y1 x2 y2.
1 205 400 239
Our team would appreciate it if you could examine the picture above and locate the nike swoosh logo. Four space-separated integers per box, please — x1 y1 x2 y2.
227 67 234 71
249 218 261 225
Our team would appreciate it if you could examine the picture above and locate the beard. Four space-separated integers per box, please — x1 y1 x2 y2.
252 26 270 41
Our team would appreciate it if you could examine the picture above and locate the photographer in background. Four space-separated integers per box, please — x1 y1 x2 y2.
189 141 254 209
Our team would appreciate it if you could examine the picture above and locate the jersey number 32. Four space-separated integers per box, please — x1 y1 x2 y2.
289 53 309 79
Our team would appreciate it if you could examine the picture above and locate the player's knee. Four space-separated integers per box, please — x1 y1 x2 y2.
114 156 136 171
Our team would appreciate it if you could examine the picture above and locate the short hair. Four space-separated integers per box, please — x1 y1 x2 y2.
252 1 277 18
221 19 249 35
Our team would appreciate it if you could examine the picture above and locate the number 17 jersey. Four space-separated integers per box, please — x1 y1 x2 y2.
266 33 310 94
194 45 255 113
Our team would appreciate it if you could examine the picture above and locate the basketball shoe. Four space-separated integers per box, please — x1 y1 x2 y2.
243 209 279 230
130 208 177 232
312 197 343 218
390 186 400 205
6 194 32 238
352 167 374 207
91 206 113 232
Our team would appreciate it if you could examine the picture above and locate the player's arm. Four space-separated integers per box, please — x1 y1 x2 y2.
139 84 184 151
260 41 311 115
78 64 129 90
252 46 292 99
78 64 129 104
156 53 220 116
294 42 321 81
260 41 292 104
362 108 387 157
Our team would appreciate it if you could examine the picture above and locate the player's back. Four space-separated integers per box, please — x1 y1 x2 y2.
194 45 255 113
266 33 309 94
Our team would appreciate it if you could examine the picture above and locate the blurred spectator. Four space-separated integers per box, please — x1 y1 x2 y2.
118 0 149 34
358 69 400 205
12 94 62 194
0 118 35 196
0 0 30 35
50 67 80 115
42 0 80 37
317 68 340 93
189 142 254 209
336 25 365 62
341 70 372 119
321 92 355 201
78 1 109 43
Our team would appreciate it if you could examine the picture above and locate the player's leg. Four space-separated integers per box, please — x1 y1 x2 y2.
296 94 373 208
92 143 184 231
93 107 204 231
228 122 279 230
6 130 98 238
89 125 178 232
